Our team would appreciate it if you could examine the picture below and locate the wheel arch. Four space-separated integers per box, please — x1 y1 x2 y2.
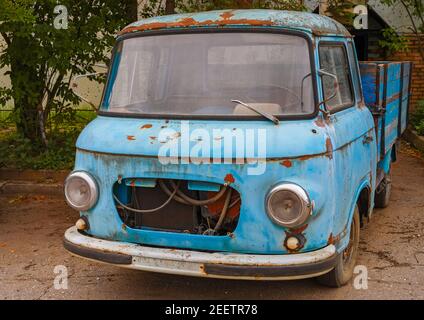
336 178 371 251
350 179 372 227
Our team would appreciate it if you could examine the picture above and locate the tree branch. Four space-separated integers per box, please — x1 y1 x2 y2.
44 73 64 118
60 71 74 110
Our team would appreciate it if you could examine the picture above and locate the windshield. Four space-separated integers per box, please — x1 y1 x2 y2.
102 32 315 117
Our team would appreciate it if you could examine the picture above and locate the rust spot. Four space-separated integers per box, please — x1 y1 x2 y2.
180 17 198 26
199 264 206 274
224 173 235 184
314 118 326 128
127 135 136 141
130 179 135 187
327 221 352 246
299 154 316 161
327 233 334 245
149 136 157 140
327 232 344 245
220 11 234 20
329 225 350 245
140 124 152 129
325 137 333 159
280 160 292 168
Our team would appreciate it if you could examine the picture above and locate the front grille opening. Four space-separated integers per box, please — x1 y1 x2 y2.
113 179 241 236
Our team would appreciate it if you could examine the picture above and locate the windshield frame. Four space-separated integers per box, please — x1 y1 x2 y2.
98 27 319 121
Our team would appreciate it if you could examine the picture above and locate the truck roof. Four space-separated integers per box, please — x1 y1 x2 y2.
119 9 351 37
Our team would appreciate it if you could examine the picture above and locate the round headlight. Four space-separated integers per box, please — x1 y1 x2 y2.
265 183 311 228
64 171 98 211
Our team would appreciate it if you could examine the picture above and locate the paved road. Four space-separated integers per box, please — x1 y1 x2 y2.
1 144 423 300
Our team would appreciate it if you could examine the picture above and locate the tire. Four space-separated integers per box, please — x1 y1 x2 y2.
374 169 392 208
317 206 360 287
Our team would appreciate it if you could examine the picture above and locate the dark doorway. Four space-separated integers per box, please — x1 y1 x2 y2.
350 7 390 61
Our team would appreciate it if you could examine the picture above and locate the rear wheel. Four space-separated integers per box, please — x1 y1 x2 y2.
317 206 360 287
374 169 392 208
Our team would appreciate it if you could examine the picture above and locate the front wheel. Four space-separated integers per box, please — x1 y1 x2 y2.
317 206 360 287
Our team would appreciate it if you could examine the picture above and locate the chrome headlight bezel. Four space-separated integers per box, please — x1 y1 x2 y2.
265 183 312 228
64 171 98 211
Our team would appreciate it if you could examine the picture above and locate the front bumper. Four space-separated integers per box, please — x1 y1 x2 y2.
64 226 338 280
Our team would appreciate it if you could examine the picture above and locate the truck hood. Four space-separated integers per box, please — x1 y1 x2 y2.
76 115 330 160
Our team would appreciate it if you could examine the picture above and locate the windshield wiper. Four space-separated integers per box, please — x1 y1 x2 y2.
231 99 280 125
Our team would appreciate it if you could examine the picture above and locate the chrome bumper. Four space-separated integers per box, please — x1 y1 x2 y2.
64 226 337 280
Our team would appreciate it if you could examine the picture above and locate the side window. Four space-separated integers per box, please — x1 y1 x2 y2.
319 44 353 110
347 42 363 103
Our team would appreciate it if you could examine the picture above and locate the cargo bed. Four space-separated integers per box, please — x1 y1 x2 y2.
359 61 413 161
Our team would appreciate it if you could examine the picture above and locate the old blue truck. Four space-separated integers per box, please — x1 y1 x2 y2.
63 10 412 287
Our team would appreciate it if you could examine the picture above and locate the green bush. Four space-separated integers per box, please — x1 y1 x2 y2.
410 100 424 136
415 122 424 136
0 110 95 170
0 130 75 169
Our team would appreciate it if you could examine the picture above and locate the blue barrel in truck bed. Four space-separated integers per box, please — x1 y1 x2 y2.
359 61 413 160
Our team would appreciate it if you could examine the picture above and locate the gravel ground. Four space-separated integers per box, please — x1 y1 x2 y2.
0 144 423 300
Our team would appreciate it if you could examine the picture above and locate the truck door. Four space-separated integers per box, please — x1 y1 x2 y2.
346 40 378 205
317 39 376 239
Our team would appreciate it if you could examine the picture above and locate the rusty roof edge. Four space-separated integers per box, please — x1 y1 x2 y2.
119 9 351 37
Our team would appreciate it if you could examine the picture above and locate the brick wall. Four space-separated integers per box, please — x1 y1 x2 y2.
384 34 424 112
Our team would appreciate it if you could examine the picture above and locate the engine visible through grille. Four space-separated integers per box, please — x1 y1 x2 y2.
113 178 241 236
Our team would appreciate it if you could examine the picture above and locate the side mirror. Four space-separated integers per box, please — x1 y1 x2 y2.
70 64 108 110
317 69 339 113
